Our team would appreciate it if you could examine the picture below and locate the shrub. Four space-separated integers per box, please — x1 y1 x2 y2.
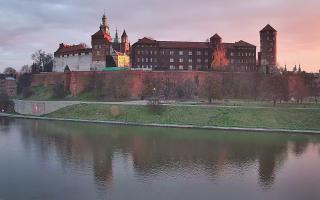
22 87 33 98
110 105 122 117
52 83 68 99
0 92 14 112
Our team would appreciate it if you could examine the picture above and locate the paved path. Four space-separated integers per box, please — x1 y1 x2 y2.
12 99 320 116
1 113 320 135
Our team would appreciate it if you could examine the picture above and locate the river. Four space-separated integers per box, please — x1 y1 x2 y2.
0 117 320 200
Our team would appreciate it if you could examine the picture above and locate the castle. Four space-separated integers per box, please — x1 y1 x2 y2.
132 25 277 73
53 13 131 72
53 13 277 74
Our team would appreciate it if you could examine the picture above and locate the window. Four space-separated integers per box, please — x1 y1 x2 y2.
188 58 192 63
197 51 201 55
137 58 140 62
146 58 149 62
204 51 208 56
96 51 100 56
179 58 184 63
179 65 184 70
231 52 234 56
142 58 144 62
170 51 174 55
205 59 208 63
188 65 193 70
150 58 153 63
188 51 193 56
170 58 174 63
197 58 201 63
179 51 184 55
170 65 175 70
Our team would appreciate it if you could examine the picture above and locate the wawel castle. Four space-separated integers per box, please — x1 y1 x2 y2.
53 13 277 74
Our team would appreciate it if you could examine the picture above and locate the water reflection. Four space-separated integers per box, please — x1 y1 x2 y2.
1 117 320 200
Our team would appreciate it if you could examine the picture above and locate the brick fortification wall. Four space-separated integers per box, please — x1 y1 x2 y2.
31 71 259 99
31 72 66 88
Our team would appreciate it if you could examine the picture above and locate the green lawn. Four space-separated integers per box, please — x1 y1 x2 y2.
47 104 320 130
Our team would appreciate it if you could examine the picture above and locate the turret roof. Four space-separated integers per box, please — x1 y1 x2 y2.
260 24 277 32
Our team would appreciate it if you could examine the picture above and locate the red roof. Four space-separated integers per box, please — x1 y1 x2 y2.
92 30 112 43
54 43 91 57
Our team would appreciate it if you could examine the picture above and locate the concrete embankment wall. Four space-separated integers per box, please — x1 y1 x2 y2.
13 100 80 116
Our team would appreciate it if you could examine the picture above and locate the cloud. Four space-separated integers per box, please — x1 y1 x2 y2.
0 0 319 72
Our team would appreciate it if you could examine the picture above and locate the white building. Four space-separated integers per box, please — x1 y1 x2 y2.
53 43 92 72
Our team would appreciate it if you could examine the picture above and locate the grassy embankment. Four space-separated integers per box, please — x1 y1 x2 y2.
47 103 320 130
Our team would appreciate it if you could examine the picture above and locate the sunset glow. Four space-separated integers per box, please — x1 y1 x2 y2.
0 0 319 72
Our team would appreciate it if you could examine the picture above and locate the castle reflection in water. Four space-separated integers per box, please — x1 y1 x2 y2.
1 117 319 190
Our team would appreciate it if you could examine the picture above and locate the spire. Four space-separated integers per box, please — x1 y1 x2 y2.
100 11 109 34
121 29 127 38
114 28 119 43
121 29 128 43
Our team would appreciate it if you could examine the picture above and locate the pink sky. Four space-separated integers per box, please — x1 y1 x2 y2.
0 0 319 72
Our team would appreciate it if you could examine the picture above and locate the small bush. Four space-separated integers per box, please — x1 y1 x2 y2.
110 105 122 117
147 102 166 115
22 87 33 98
52 83 68 99
0 92 14 112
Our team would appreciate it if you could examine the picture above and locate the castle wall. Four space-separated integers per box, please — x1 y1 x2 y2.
53 53 92 72
31 71 258 99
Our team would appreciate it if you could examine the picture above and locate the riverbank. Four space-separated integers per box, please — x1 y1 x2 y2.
1 112 320 135
46 103 320 130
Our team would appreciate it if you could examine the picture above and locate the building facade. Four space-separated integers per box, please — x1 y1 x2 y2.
132 34 257 72
0 74 17 97
53 13 130 72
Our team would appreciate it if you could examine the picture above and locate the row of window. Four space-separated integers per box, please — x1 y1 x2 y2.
136 65 157 69
59 52 91 58
170 58 208 63
230 52 256 57
169 65 193 70
136 50 209 56
136 57 209 63
235 47 256 51
137 58 158 62
230 59 256 64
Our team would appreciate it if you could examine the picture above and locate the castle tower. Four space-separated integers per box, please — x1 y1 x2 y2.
259 24 277 74
100 12 110 34
91 13 113 70
210 33 222 50
120 30 130 53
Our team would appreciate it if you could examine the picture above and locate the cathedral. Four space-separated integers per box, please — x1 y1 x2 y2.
53 13 130 72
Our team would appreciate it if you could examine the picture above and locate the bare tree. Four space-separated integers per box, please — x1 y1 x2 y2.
20 65 31 74
31 49 53 73
201 73 223 103
3 67 17 77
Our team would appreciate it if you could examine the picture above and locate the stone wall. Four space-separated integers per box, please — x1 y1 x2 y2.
31 72 67 88
31 71 259 99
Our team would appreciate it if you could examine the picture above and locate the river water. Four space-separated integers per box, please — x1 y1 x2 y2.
0 117 320 200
